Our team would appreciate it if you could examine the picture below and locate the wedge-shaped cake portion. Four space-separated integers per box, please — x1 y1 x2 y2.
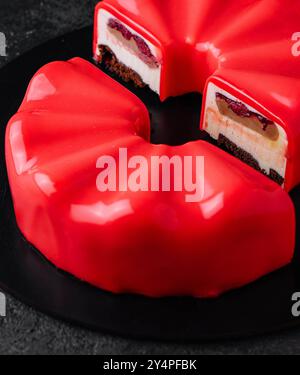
94 0 300 189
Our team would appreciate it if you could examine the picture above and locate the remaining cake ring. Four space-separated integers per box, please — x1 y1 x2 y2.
5 58 295 298
94 0 300 190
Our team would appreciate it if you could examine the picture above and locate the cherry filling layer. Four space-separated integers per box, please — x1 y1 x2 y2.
107 18 160 68
204 83 288 186
216 93 278 141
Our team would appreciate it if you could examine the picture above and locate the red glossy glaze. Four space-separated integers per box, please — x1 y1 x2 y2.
94 0 300 190
5 58 295 297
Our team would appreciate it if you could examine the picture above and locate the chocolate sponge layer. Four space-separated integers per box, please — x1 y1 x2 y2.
98 45 146 88
217 134 284 186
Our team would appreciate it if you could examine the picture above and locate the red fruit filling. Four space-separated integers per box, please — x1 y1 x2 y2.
216 93 274 130
108 18 160 68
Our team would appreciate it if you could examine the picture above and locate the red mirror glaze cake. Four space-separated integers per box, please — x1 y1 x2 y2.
94 0 300 190
5 58 295 298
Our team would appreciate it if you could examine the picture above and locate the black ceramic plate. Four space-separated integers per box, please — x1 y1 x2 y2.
1 26 300 341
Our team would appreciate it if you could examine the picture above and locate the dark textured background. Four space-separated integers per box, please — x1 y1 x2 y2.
1 0 300 355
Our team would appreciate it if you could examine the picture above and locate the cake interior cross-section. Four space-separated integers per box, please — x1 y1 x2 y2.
203 83 288 186
95 8 162 94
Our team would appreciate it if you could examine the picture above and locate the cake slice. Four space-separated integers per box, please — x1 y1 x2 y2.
203 82 288 186
94 1 300 191
93 1 207 100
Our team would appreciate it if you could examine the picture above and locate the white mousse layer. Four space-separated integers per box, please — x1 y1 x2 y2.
204 82 288 180
97 9 162 94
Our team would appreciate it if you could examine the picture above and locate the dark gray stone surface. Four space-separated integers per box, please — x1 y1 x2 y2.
0 0 97 67
0 0 300 355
